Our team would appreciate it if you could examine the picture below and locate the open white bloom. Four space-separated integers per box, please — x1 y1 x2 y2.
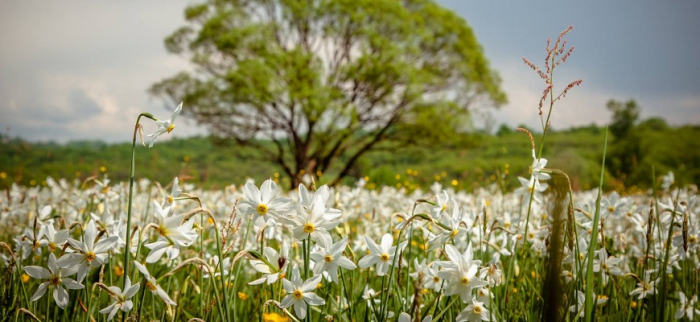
249 242 289 285
203 255 231 279
428 200 468 250
18 227 47 260
280 265 325 320
568 290 607 318
311 235 356 283
430 190 451 219
529 149 550 181
99 276 140 321
629 271 657 299
146 101 182 148
25 253 84 309
133 261 176 306
456 299 490 322
144 200 198 263
58 220 118 282
592 248 625 286
437 244 487 303
291 195 340 242
399 312 432 322
515 176 548 204
241 179 291 227
675 291 700 320
411 259 442 292
164 177 182 208
298 184 342 220
40 224 69 253
358 234 406 276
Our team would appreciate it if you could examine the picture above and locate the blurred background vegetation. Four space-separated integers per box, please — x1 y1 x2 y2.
1 109 697 193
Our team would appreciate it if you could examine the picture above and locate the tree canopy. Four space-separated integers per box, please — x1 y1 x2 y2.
151 0 506 187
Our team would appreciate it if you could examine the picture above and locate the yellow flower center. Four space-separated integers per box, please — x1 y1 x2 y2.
256 204 268 216
441 204 447 212
49 275 61 286
238 292 249 300
433 276 440 283
608 206 615 213
451 229 459 238
380 253 390 262
114 266 124 277
460 276 469 285
85 251 96 262
473 305 482 314
21 274 30 283
167 124 175 134
303 223 315 234
146 281 156 292
157 225 168 236
293 289 304 300
168 195 174 204
324 255 333 263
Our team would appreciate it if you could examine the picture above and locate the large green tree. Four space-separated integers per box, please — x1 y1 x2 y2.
606 99 641 183
151 0 506 188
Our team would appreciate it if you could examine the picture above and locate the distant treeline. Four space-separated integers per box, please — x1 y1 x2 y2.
1 120 698 192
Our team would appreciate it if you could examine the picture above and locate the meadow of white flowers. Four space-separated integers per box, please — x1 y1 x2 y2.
1 169 697 321
1 26 698 322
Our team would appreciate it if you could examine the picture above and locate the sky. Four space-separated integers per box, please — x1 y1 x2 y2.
1 1 699 143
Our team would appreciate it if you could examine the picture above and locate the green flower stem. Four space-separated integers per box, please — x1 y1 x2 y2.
232 215 254 320
584 127 607 322
123 113 155 290
305 237 312 322
380 228 403 322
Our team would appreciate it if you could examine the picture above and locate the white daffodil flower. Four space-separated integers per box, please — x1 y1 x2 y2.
456 299 490 322
410 259 442 292
629 271 657 299
568 290 607 318
358 234 406 276
310 235 356 283
529 149 550 181
241 179 291 227
298 184 341 219
280 265 325 320
428 200 468 250
25 253 84 309
144 200 198 263
133 261 176 306
399 312 432 322
249 242 289 285
18 227 47 260
146 102 182 148
58 220 119 282
675 291 700 320
40 224 69 253
430 190 451 219
436 243 487 303
99 276 140 321
164 177 182 208
290 195 340 242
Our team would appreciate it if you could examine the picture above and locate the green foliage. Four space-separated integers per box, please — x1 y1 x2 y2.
2 121 697 192
150 0 506 188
